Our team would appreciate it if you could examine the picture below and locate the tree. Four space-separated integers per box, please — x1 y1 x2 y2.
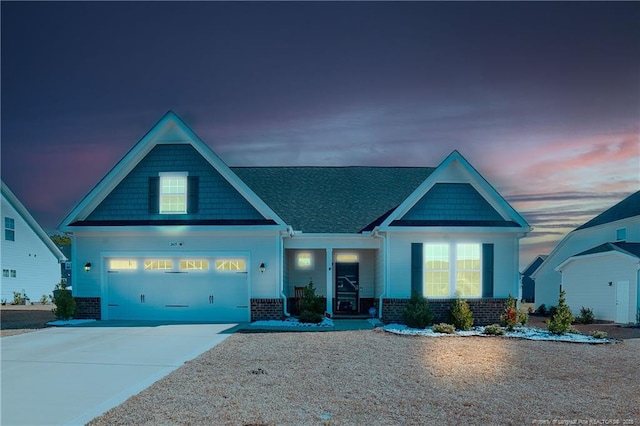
50 234 71 246
546 290 574 335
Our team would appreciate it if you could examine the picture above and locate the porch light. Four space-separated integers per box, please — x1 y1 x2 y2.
259 263 266 273
84 262 91 272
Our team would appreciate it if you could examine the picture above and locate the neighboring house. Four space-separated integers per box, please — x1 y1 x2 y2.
59 111 530 323
58 244 72 288
520 254 547 304
533 191 640 322
1 180 66 302
555 243 639 324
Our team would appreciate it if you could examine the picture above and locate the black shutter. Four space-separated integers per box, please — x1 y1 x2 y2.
187 176 199 214
148 177 159 214
411 243 423 296
482 243 494 298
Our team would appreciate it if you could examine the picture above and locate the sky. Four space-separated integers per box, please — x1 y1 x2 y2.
1 1 639 267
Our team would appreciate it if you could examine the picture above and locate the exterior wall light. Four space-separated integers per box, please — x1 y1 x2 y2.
259 263 266 273
84 262 92 272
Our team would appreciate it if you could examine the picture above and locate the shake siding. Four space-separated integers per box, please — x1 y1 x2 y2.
560 253 638 322
87 144 264 222
72 232 281 299
535 217 640 309
1 197 61 301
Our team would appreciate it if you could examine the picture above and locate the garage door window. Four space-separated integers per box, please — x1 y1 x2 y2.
109 259 138 270
215 259 246 272
144 259 174 270
180 260 209 270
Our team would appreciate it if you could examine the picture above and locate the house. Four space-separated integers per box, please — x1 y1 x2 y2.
533 190 640 322
59 111 530 323
1 180 66 303
555 243 639 323
520 254 547 304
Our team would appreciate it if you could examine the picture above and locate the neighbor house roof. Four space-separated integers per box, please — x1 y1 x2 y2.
232 167 434 233
522 254 548 276
576 190 640 231
574 242 640 259
1 180 66 262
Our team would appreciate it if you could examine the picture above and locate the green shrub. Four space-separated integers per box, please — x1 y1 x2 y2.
12 291 27 305
536 304 547 315
500 294 519 331
449 295 474 331
432 323 456 334
577 306 595 324
546 290 573 335
52 282 76 320
518 310 529 326
548 305 558 318
483 324 505 335
40 294 50 305
403 292 433 329
590 330 608 339
298 279 324 323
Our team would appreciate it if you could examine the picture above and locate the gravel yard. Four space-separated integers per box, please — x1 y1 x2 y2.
90 329 640 426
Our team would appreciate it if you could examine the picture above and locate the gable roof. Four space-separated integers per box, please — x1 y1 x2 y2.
379 150 530 230
1 180 66 262
575 190 640 231
59 111 286 230
232 167 433 233
522 254 548 276
555 242 640 271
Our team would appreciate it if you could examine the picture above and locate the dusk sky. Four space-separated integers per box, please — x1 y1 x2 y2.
2 2 639 267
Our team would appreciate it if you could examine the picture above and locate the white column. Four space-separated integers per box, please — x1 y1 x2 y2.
326 248 333 314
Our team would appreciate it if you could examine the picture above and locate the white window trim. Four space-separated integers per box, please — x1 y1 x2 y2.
5 217 15 241
423 242 483 298
159 172 189 215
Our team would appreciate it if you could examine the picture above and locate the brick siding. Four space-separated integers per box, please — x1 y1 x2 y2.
74 297 101 319
251 298 284 321
382 298 506 326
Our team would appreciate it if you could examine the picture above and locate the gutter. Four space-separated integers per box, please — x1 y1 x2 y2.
372 228 386 320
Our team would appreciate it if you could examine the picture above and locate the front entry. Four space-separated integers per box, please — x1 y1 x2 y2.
335 262 359 314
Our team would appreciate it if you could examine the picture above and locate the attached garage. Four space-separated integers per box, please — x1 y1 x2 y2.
104 255 250 322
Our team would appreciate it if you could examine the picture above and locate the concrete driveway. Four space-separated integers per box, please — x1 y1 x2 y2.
1 322 238 425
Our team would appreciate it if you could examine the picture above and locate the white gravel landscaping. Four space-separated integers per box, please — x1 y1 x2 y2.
383 324 615 344
251 317 335 328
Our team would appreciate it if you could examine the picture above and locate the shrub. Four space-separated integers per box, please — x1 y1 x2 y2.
40 294 50 305
546 290 573 335
432 323 456 334
518 310 529 326
548 305 558 318
298 279 324 323
500 294 519 331
577 306 595 324
590 330 608 339
52 282 76 320
483 324 505 335
449 295 474 331
536 304 547 315
403 292 433 329
12 291 27 305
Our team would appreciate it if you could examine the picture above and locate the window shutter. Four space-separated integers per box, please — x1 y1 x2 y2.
148 177 159 214
411 243 423 296
187 176 199 214
482 243 494 298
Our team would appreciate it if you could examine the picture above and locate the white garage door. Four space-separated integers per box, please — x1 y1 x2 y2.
105 256 249 322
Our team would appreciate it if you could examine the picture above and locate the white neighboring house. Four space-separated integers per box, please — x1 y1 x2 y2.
1 180 66 303
555 243 639 324
532 190 640 322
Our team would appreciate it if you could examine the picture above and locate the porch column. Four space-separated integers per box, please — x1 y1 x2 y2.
326 248 333 314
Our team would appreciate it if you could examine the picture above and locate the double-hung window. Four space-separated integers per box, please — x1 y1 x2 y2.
424 243 481 298
159 173 188 214
4 217 15 241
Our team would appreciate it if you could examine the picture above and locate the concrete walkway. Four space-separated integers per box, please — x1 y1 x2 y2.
1 322 237 425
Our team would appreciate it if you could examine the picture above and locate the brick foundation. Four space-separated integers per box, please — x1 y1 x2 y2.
251 298 284 321
381 298 507 326
74 297 101 320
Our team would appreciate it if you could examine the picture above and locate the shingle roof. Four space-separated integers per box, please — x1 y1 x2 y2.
231 167 434 233
576 190 640 231
574 242 640 259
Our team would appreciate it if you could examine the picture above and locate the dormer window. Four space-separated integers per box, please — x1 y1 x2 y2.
616 227 627 242
159 173 188 214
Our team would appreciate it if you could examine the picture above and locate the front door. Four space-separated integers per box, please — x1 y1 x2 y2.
615 280 630 323
335 262 359 314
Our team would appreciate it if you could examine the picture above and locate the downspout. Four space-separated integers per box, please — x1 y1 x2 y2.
373 228 386 320
280 226 294 317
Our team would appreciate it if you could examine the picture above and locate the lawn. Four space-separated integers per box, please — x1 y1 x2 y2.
89 329 639 425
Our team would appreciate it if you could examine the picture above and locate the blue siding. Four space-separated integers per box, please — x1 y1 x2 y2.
401 183 503 222
87 144 264 221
